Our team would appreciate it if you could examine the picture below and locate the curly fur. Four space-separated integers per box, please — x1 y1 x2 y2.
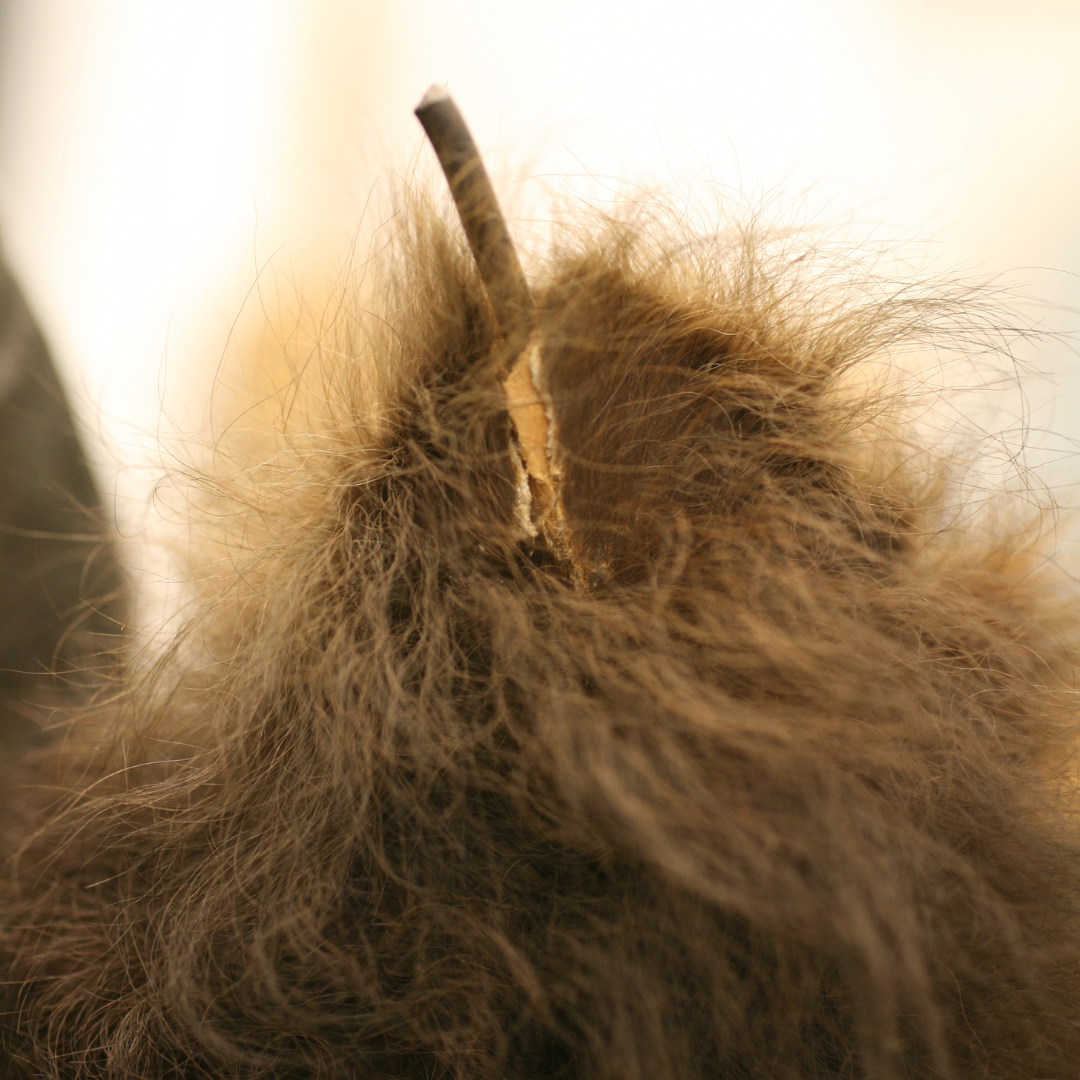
1 194 1079 1080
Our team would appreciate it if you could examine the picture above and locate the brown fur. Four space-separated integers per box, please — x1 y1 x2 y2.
1 195 1079 1080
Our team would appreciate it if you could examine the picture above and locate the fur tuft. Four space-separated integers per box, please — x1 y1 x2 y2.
1 194 1079 1080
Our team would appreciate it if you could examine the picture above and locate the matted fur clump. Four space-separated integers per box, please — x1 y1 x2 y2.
1 192 1080 1080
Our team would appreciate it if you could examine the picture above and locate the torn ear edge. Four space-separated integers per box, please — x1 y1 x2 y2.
502 331 608 588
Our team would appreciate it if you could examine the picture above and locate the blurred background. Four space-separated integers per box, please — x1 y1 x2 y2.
0 0 1076 606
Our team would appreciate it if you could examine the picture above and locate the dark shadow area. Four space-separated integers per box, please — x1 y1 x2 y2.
0 256 125 753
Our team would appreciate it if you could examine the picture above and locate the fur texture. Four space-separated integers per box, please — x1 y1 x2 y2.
1 197 1079 1080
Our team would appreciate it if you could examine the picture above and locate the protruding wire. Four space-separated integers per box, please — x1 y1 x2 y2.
415 87 601 586
415 86 534 351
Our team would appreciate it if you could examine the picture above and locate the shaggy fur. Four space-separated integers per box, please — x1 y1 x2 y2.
1 196 1079 1080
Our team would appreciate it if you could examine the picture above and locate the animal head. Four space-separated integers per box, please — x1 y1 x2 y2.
0 92 1078 1080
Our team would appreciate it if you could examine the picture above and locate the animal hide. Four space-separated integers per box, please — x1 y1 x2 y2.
0 99 1078 1080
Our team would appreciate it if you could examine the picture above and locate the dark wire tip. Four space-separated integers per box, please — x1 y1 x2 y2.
415 87 534 347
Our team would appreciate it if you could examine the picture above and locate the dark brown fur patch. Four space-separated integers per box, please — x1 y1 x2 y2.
1 198 1078 1080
